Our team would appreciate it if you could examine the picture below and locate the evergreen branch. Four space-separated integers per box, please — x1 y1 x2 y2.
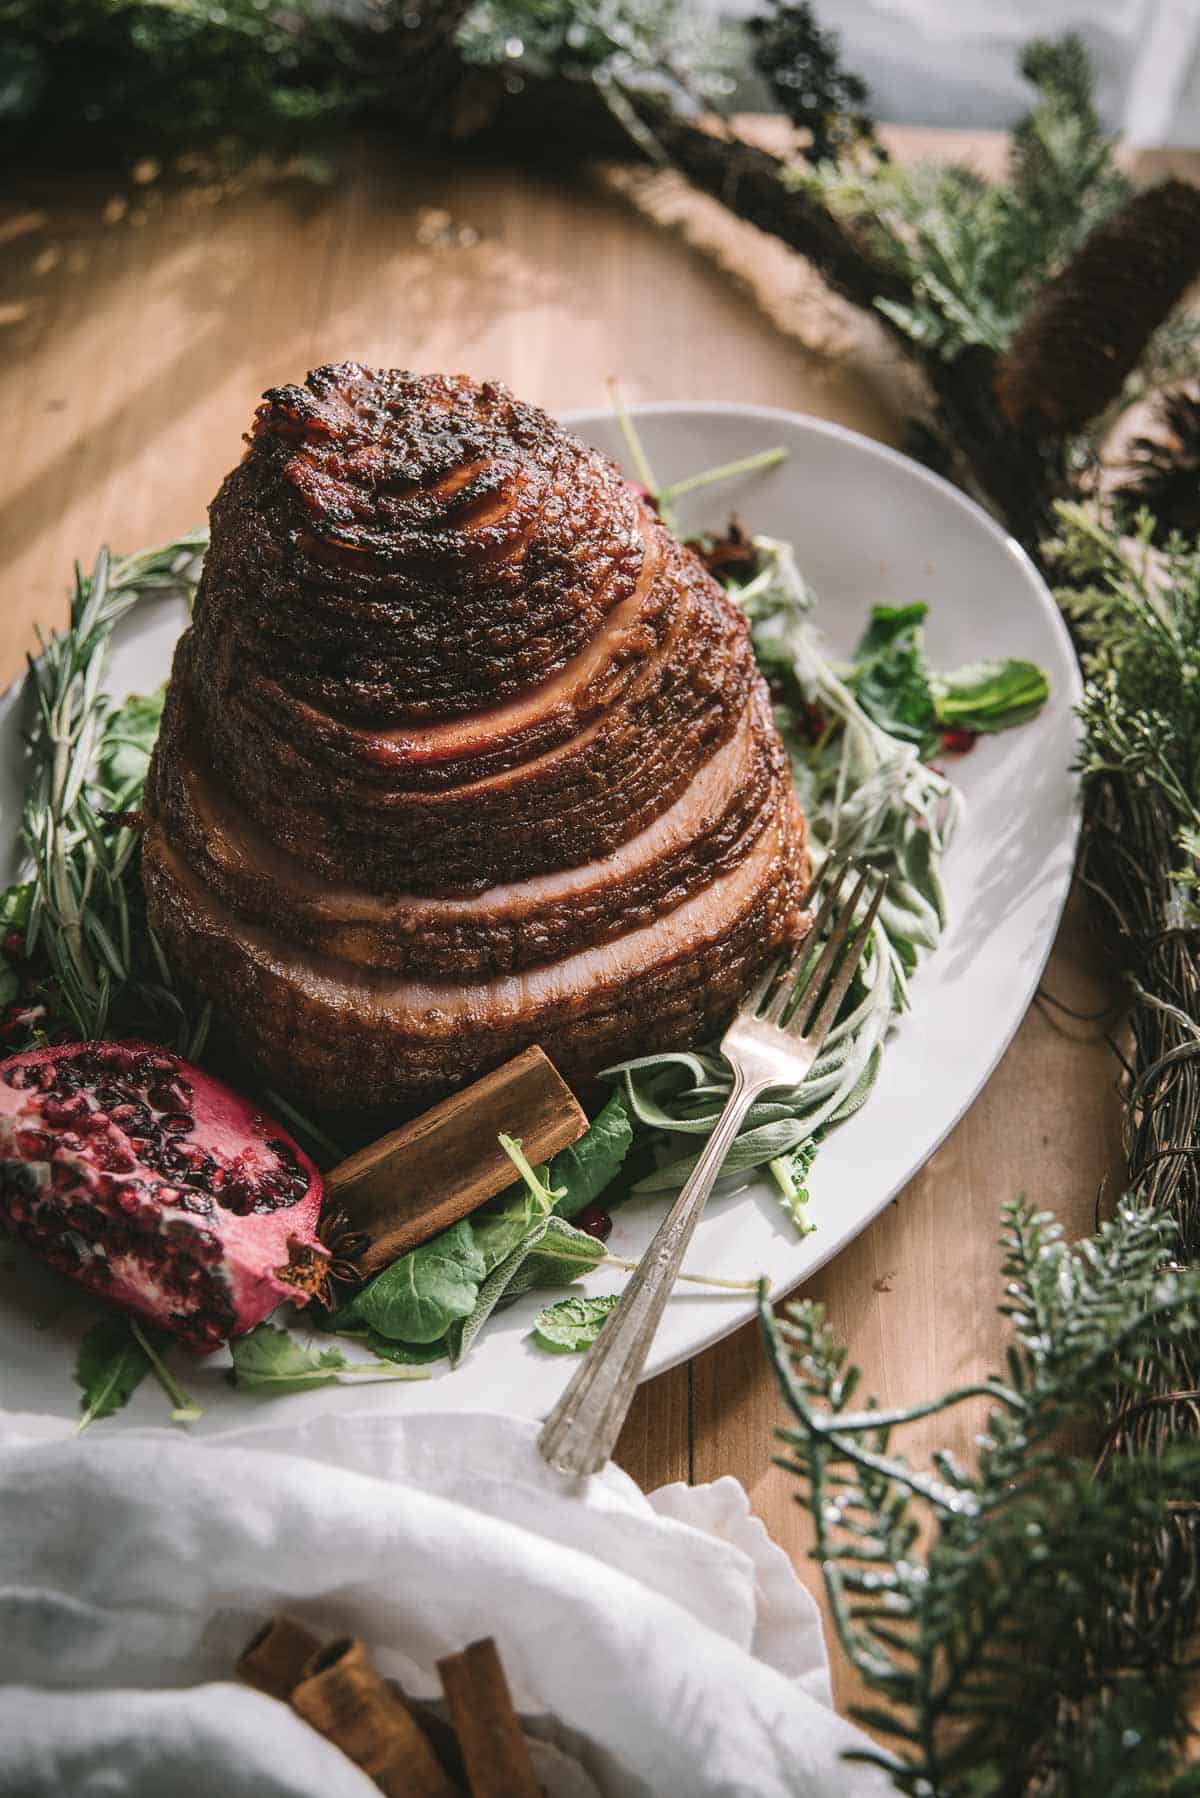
746 1 878 165
762 1196 1200 1793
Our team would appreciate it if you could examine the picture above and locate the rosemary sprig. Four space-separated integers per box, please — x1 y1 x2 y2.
14 531 207 1044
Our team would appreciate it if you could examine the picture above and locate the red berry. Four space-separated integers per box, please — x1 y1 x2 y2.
575 1203 613 1242
941 728 978 754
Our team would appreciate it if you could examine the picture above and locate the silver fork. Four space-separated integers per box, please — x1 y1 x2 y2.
538 858 887 1477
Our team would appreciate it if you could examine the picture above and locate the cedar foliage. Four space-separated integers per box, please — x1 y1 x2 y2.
763 1201 1200 1795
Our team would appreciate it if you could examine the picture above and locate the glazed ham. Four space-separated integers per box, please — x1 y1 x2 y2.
142 366 810 1109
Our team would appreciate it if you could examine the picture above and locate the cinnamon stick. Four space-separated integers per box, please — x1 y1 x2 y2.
436 1638 541 1798
291 1636 460 1798
325 1046 587 1277
236 1616 321 1702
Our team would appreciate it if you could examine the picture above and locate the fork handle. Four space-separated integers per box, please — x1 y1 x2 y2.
538 1072 764 1477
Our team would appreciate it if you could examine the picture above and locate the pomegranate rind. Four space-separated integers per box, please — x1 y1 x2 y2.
0 1039 326 1351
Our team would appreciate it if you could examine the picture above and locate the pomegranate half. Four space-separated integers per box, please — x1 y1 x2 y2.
0 1041 327 1350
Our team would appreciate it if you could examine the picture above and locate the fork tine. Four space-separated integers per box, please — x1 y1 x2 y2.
767 861 862 1027
796 874 887 1051
745 949 792 1015
801 853 845 914
766 859 859 1028
747 856 845 1017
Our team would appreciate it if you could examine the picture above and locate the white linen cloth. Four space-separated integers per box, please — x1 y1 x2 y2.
0 1407 892 1798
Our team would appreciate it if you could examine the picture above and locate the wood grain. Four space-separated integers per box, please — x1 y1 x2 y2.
0 125 1151 1733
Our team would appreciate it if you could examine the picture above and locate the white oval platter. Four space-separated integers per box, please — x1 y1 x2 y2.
0 405 1082 1433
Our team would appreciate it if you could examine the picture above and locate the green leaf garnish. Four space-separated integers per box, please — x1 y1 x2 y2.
365 1329 448 1366
767 1139 818 1234
932 658 1050 733
353 1219 486 1344
229 1323 430 1392
532 1293 619 1354
448 1215 606 1367
849 602 937 751
548 1090 634 1218
0 883 32 934
75 1315 152 1430
97 686 165 800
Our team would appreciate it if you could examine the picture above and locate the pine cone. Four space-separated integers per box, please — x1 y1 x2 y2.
996 179 1200 434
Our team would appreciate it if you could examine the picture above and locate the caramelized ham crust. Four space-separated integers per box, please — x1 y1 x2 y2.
143 799 807 1108
142 365 810 1110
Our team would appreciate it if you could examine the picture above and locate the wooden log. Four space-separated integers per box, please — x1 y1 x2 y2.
436 1638 542 1798
325 1046 588 1277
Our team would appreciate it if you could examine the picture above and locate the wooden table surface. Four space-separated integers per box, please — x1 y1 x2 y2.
1 125 1147 1723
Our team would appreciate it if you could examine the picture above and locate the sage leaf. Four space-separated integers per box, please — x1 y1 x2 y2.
448 1216 605 1366
75 1315 153 1429
532 1293 619 1354
828 1044 883 1124
900 820 947 930
472 1188 549 1274
633 1118 813 1195
355 1219 485 1344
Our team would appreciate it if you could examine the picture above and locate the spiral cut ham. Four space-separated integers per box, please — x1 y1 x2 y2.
142 365 810 1110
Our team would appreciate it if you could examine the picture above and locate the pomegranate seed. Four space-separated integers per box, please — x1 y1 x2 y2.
146 1084 185 1113
574 1203 613 1242
941 727 978 754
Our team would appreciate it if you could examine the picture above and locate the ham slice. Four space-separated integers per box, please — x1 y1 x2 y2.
150 684 788 975
142 366 810 1112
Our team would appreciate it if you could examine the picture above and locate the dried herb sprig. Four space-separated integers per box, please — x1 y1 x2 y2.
14 532 207 1047
763 1197 1200 1794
